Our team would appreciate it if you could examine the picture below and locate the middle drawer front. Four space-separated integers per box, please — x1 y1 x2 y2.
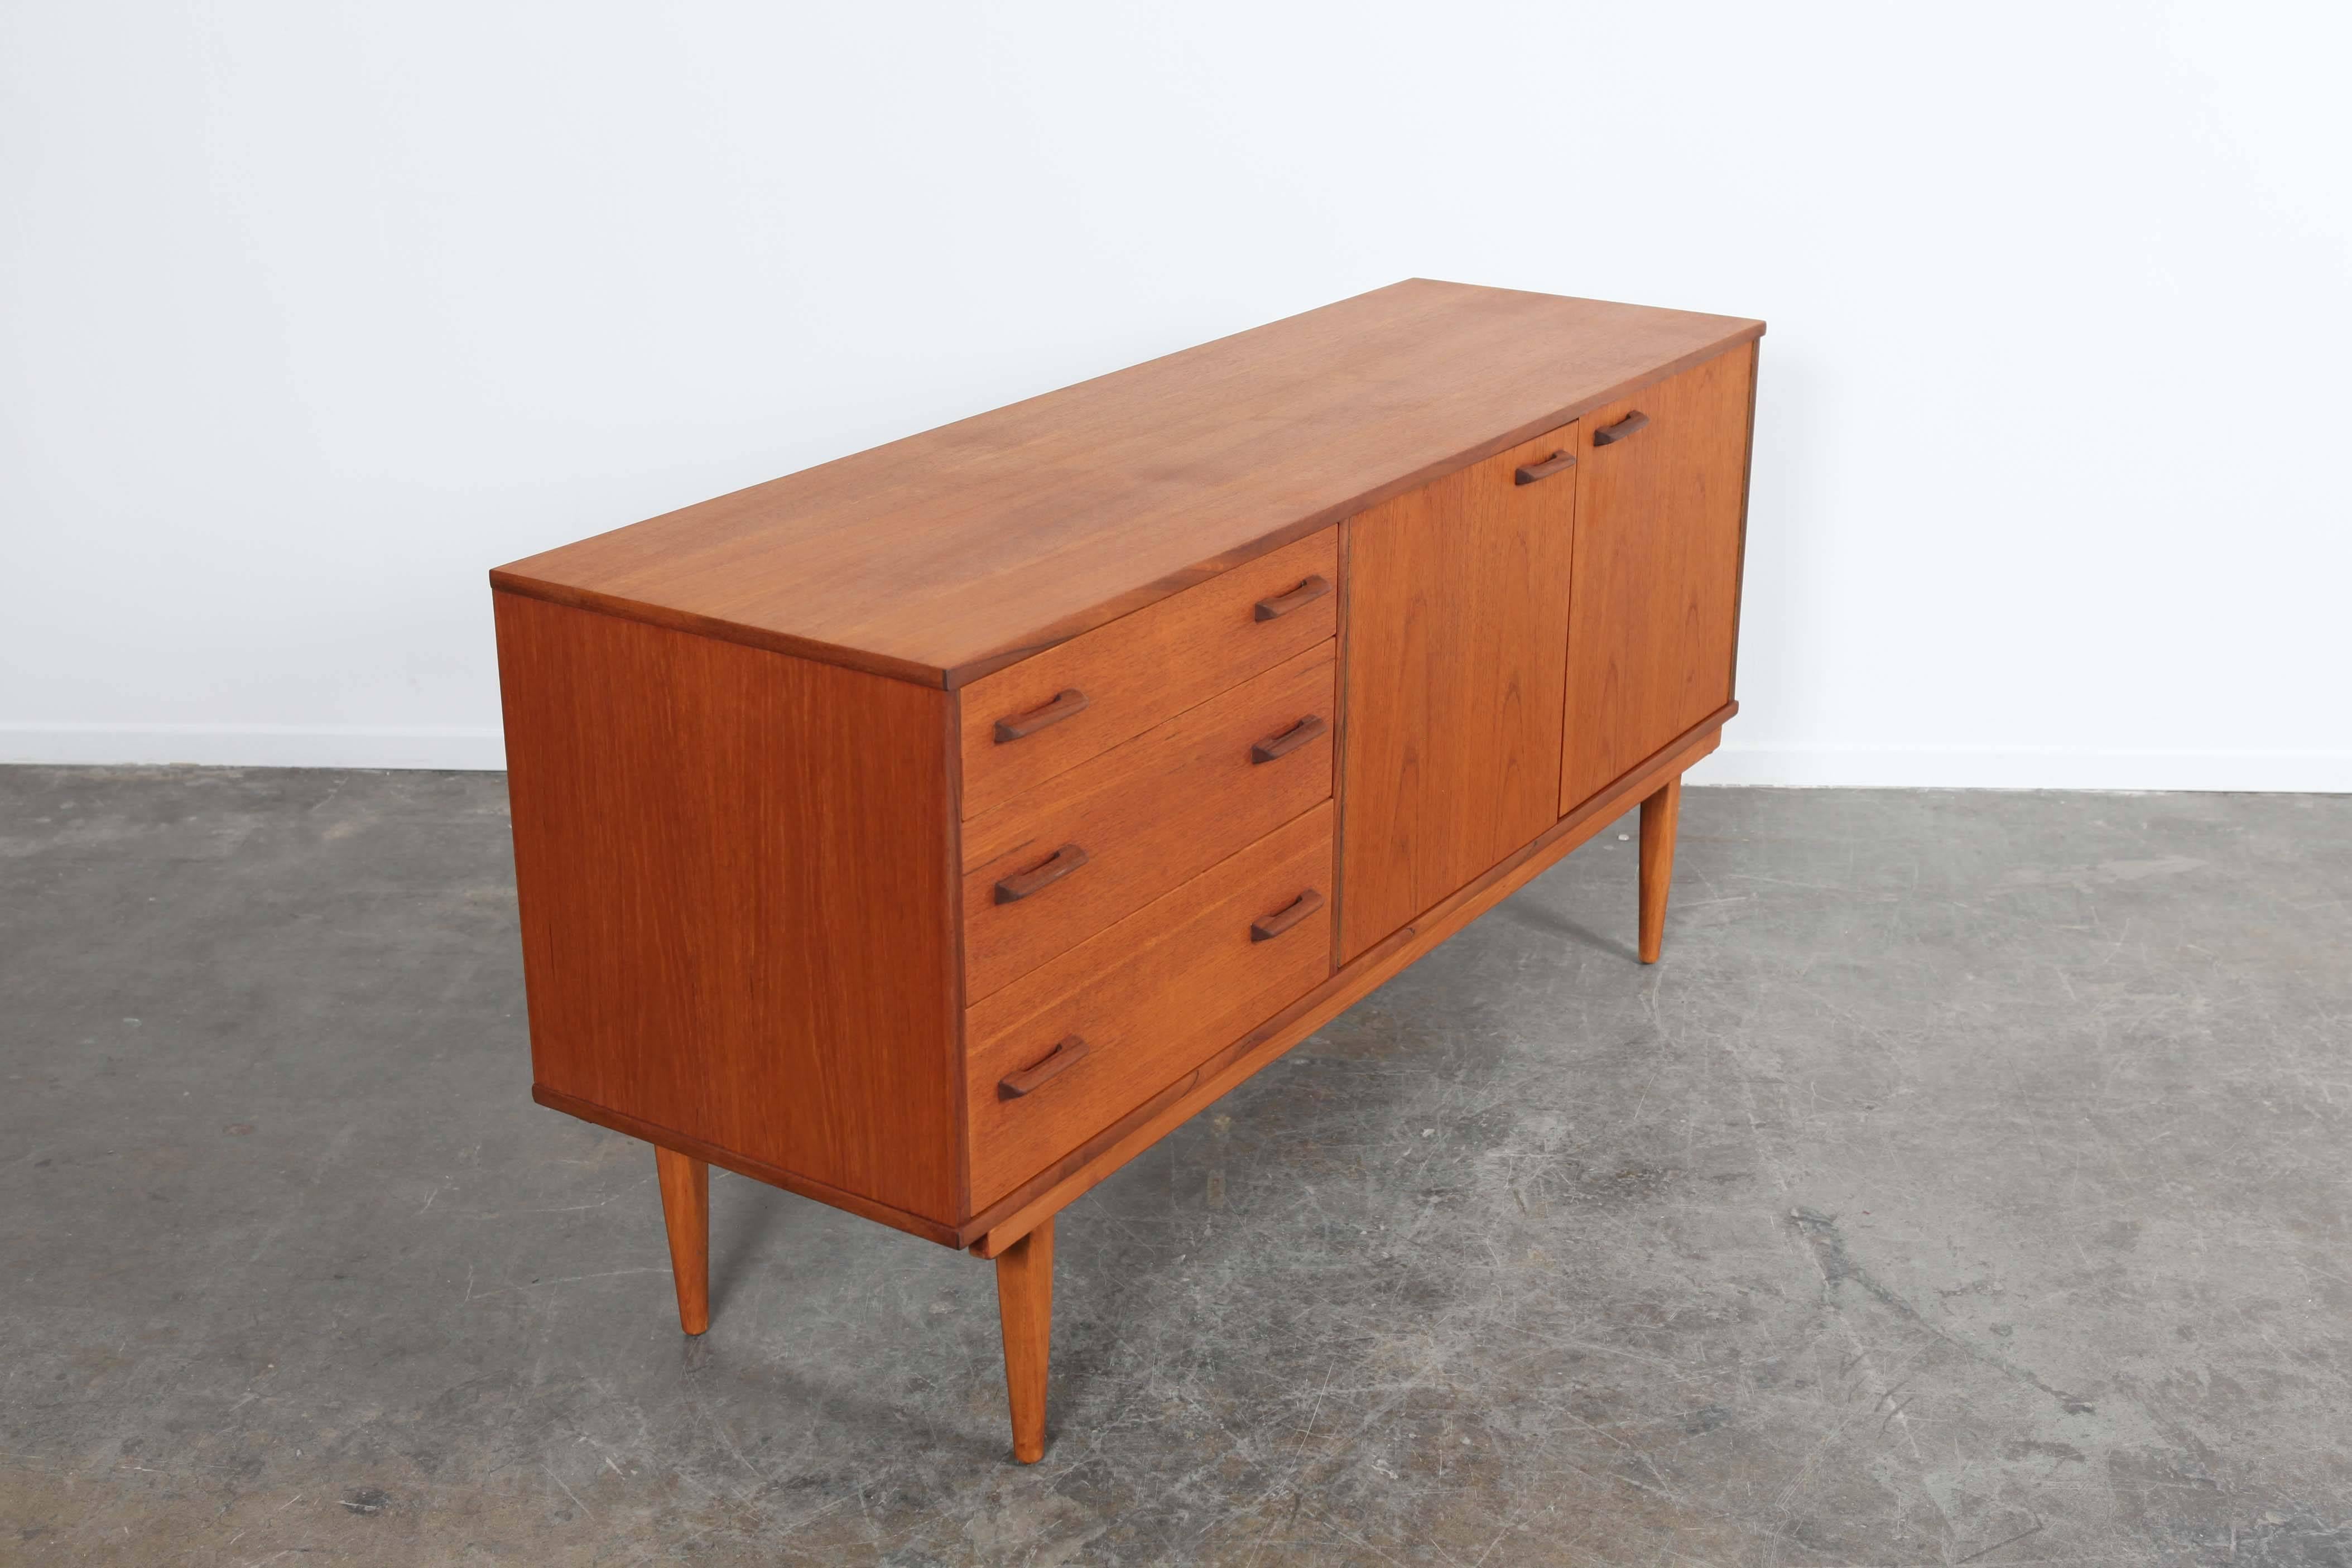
965 800 1334 1211
961 640 1335 1002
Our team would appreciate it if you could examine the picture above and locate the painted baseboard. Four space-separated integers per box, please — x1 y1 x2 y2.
5 725 2348 791
1689 743 2352 793
0 724 507 771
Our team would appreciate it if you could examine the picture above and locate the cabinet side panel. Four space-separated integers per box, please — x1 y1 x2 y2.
494 591 961 1225
1726 340 1762 699
1560 343 1754 811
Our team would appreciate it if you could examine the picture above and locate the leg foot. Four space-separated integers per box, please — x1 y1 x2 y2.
994 1217 1054 1463
654 1146 710 1335
1638 775 1682 965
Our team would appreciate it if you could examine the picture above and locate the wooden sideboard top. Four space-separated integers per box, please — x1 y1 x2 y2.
490 279 1763 688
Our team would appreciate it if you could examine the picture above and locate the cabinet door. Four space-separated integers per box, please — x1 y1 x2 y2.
1339 429 1579 963
1559 343 1755 812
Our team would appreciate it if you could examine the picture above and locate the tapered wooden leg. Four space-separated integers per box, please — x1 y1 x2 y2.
994 1216 1054 1463
1638 775 1683 965
653 1146 710 1335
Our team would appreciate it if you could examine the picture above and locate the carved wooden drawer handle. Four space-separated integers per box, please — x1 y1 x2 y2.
994 689 1088 743
1593 411 1651 446
1253 575 1332 622
1250 888 1324 943
1250 714 1328 764
1513 450 1576 485
999 1035 1088 1099
994 844 1089 904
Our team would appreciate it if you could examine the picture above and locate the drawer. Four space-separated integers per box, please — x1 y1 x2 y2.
965 801 1333 1209
956 529 1337 820
962 641 1335 1002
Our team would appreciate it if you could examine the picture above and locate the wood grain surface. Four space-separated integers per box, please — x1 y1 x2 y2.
1338 427 1580 963
492 281 1762 687
961 641 1335 1001
494 591 965 1225
1560 343 1755 811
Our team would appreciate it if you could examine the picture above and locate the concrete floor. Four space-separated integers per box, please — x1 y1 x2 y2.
2 768 2348 1566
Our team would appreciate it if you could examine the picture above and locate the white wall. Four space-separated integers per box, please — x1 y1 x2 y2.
4 2 2347 788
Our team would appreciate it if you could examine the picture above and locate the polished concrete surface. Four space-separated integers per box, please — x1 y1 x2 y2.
2 766 2348 1566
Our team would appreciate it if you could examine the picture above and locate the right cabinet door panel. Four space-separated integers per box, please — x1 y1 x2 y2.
1560 343 1756 812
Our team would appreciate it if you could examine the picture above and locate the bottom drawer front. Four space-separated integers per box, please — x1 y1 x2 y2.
966 801 1333 1209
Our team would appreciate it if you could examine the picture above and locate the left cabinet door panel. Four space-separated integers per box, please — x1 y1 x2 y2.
1338 429 1579 964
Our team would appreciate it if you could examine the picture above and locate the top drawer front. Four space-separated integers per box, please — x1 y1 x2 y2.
957 529 1338 820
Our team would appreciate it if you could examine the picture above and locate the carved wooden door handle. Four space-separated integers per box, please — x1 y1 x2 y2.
1593 411 1651 446
1513 450 1576 485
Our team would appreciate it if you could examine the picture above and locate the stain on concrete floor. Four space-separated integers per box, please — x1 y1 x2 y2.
2 767 2348 1564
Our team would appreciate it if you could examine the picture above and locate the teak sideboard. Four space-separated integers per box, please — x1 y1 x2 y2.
490 280 1763 1463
